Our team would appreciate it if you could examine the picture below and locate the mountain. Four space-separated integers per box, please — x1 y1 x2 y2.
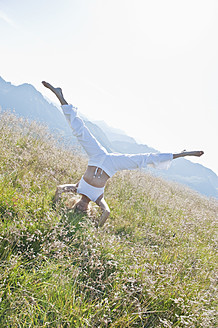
0 77 68 133
93 120 137 144
0 76 217 198
154 158 218 198
0 77 114 152
93 120 218 198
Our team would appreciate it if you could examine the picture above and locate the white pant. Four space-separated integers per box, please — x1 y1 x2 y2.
62 104 173 177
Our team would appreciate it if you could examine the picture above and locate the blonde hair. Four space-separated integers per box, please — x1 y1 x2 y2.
64 195 99 218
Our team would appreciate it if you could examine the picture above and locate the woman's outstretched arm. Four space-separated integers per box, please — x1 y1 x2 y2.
96 197 110 227
173 150 204 159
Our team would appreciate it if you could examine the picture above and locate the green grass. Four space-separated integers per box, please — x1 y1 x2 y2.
0 111 217 327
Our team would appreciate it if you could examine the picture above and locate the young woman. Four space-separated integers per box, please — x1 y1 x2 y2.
42 81 204 227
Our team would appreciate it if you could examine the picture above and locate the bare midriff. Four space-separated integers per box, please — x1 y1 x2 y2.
83 166 110 188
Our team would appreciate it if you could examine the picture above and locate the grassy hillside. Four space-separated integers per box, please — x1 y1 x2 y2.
0 111 217 327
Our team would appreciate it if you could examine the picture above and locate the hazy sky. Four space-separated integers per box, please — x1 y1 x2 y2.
1 0 218 174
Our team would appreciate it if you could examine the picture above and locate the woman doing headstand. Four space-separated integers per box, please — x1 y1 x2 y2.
42 81 204 227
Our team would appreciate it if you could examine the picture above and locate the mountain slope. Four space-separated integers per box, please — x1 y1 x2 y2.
94 120 218 198
0 111 217 327
158 157 218 197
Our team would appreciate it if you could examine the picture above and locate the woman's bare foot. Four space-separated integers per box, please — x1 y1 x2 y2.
42 81 68 105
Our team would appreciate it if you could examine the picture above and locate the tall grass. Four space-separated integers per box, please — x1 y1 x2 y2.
0 111 217 327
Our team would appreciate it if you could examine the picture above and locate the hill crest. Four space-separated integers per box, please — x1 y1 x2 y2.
0 110 217 326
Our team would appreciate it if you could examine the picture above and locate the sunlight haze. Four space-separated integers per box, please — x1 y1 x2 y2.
1 0 218 174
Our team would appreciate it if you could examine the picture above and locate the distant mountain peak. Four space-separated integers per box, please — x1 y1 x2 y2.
18 83 36 90
0 76 11 86
0 77 217 198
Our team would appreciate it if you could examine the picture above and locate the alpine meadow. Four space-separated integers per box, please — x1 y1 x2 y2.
0 111 217 327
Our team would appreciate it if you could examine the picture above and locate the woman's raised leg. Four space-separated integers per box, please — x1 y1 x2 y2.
42 81 107 159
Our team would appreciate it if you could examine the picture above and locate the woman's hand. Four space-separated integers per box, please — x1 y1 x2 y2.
96 197 110 227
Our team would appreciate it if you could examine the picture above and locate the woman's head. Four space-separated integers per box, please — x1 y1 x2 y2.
75 197 90 212
65 194 90 212
64 194 100 222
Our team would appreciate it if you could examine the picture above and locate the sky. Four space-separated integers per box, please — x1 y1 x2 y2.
0 0 218 175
